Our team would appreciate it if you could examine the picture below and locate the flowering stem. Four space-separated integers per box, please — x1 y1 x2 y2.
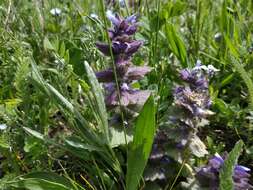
98 0 127 127
98 0 128 186
166 158 186 190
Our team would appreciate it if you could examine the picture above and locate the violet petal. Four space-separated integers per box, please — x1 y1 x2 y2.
126 66 152 80
96 69 114 82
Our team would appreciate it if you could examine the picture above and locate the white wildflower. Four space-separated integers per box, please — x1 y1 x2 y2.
50 8 62 16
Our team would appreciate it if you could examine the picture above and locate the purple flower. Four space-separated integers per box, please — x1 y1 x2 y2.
125 40 143 56
96 40 143 62
96 42 111 56
106 11 139 37
196 154 252 190
96 11 141 64
125 66 152 81
179 68 208 89
105 83 150 107
96 69 114 82
180 69 191 81
173 86 213 118
96 64 151 83
173 63 215 120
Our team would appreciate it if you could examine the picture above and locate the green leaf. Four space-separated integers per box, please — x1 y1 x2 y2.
219 140 244 190
165 23 188 68
23 127 45 141
24 137 42 153
10 172 74 190
84 61 109 144
46 83 74 113
126 95 156 190
214 98 232 116
43 37 55 51
109 127 133 148
0 135 9 149
65 136 103 152
163 1 187 18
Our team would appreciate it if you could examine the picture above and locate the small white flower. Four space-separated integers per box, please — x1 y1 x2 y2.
0 124 7 130
50 8 62 16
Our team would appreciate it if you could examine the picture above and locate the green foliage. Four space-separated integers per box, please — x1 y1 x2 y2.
8 172 75 190
219 140 244 190
126 95 156 190
165 23 188 68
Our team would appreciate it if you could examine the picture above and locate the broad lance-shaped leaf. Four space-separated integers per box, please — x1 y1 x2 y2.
219 140 244 190
126 95 156 190
84 61 109 144
8 172 74 190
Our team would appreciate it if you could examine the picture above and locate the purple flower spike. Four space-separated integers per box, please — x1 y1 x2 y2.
145 62 216 185
95 12 151 114
96 11 142 63
173 63 215 120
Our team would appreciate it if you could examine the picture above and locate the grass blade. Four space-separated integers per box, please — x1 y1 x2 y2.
165 22 188 68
